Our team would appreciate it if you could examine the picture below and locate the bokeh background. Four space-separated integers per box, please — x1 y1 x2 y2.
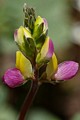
1 0 80 120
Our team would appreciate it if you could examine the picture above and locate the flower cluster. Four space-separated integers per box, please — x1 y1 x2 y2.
3 5 79 88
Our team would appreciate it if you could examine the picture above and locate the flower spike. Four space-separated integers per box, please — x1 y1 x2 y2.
3 5 79 89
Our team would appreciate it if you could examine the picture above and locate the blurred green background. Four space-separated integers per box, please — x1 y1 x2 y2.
1 0 80 120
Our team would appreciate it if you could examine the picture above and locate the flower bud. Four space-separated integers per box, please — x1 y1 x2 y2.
54 61 79 80
23 4 36 31
33 16 48 49
36 37 54 65
3 68 25 88
46 53 58 80
14 26 35 61
16 51 34 78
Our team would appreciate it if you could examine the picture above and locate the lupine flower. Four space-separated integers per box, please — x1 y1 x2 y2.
3 5 79 89
54 61 79 80
3 51 34 88
36 37 54 65
16 51 33 78
33 16 48 39
46 54 79 81
33 16 48 49
3 68 25 88
14 26 35 61
2 5 79 120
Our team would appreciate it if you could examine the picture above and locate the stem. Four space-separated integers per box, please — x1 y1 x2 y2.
18 80 39 120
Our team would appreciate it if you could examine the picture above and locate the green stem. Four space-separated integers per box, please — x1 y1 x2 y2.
18 80 39 120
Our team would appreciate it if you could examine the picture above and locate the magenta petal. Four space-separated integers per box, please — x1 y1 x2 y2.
54 61 79 80
14 29 18 40
47 39 54 58
3 68 25 88
43 18 48 29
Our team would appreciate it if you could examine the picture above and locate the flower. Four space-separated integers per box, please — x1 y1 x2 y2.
16 51 33 78
14 26 35 61
46 54 79 81
54 61 79 80
33 16 48 40
33 16 48 49
36 37 54 65
3 51 34 88
3 68 25 88
3 5 79 88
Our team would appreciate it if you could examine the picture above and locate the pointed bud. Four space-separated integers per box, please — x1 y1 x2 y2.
36 37 54 65
54 61 79 80
46 53 58 80
14 26 35 61
33 16 48 49
23 4 36 31
3 68 25 88
16 51 34 78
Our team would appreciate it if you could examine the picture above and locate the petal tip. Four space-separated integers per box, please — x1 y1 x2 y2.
14 29 18 42
46 38 54 58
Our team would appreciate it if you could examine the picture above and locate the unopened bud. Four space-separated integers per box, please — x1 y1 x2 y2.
36 37 54 65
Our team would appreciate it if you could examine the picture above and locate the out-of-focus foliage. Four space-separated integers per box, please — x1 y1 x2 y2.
26 109 60 120
71 113 80 120
0 104 17 120
0 85 17 119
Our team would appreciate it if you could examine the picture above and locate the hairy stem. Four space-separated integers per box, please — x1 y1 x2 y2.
18 80 39 120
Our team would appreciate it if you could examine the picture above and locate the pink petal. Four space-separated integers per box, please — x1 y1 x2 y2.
46 39 54 58
14 29 18 41
54 61 79 80
3 68 25 88
43 18 48 29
